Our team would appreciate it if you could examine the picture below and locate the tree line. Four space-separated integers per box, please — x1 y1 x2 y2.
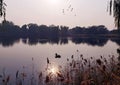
0 21 120 38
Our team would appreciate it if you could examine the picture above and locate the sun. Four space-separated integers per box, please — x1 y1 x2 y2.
48 0 59 5
51 0 58 4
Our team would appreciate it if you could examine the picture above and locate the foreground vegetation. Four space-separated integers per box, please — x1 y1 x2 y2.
0 51 120 85
45 54 120 85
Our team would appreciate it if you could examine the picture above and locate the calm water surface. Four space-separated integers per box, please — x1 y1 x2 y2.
0 37 119 83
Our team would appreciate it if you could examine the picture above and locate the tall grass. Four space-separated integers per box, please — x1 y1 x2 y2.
0 53 120 85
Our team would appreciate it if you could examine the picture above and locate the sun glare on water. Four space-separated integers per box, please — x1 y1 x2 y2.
51 68 56 74
48 66 59 75
51 67 58 74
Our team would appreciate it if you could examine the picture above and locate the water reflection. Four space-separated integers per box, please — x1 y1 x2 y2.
70 37 108 46
0 37 120 47
0 38 20 47
110 38 120 46
0 37 120 85
0 49 120 85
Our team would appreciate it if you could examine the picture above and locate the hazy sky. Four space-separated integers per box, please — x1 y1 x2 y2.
5 0 115 30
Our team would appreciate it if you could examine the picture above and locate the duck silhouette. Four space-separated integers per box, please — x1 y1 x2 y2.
55 53 61 58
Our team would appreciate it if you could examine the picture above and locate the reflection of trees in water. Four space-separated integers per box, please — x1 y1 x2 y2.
28 38 39 45
22 37 60 45
0 37 20 47
110 38 120 46
48 37 59 45
59 38 68 45
71 37 108 46
0 37 120 47
23 37 108 46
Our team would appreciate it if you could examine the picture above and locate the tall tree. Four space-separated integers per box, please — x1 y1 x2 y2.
0 0 6 21
109 0 120 29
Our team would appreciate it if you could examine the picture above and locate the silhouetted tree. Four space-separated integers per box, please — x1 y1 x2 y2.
28 23 38 37
21 24 28 37
38 25 49 38
69 25 109 36
0 21 119 39
0 21 21 37
60 26 69 37
49 25 60 37
0 0 6 20
108 0 120 29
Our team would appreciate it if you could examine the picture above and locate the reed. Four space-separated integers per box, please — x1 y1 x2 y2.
0 54 120 85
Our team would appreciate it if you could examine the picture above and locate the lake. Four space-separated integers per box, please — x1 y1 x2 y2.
0 37 120 85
